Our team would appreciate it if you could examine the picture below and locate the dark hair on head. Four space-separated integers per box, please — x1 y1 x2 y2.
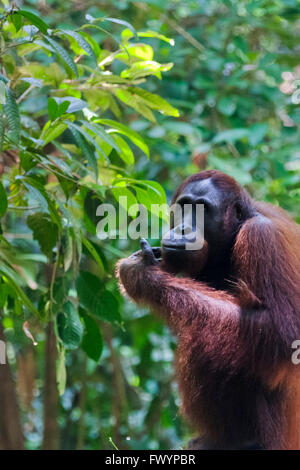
171 170 253 215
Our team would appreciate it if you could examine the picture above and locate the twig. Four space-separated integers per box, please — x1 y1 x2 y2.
8 205 40 210
49 235 61 305
227 142 240 159
162 15 205 52
17 84 36 104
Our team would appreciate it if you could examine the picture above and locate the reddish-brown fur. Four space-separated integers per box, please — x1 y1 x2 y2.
117 170 300 450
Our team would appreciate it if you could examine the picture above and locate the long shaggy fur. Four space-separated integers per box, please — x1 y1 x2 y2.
117 170 300 450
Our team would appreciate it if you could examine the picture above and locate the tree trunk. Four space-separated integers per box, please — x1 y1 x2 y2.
76 354 87 450
42 321 59 449
0 322 24 449
103 323 128 449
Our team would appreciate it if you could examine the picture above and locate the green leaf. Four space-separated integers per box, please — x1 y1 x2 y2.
68 123 98 179
77 271 121 323
11 12 23 32
48 98 70 120
81 311 103 362
129 87 179 117
114 88 156 122
163 121 194 135
57 100 70 116
22 181 48 213
213 128 249 144
217 97 236 116
133 186 151 212
45 36 78 78
18 43 42 56
61 30 97 63
19 176 61 227
19 10 49 34
79 31 101 59
69 120 111 163
81 120 120 153
111 186 137 214
0 181 7 217
0 265 39 316
208 155 252 185
55 170 77 200
57 301 83 349
121 61 173 80
0 283 9 308
138 30 175 45
51 276 67 315
0 114 4 153
4 87 20 144
97 119 149 157
53 96 86 113
94 290 120 322
144 180 167 204
81 236 105 273
132 180 168 220
48 97 58 121
21 77 43 87
112 134 134 165
101 17 136 36
129 179 166 204
115 44 154 63
43 121 68 144
121 28 175 45
27 213 58 257
63 229 73 272
0 74 8 84
249 123 268 146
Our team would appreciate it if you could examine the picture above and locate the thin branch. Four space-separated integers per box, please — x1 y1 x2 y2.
49 236 61 305
8 205 40 210
16 84 36 104
162 15 205 52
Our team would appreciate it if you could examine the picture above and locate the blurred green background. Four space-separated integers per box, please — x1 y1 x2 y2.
0 0 299 450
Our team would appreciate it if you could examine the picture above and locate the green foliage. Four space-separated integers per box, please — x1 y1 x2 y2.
57 301 84 349
4 87 20 144
0 3 179 448
27 213 58 257
81 311 103 362
0 6 176 322
76 271 121 323
0 181 7 216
